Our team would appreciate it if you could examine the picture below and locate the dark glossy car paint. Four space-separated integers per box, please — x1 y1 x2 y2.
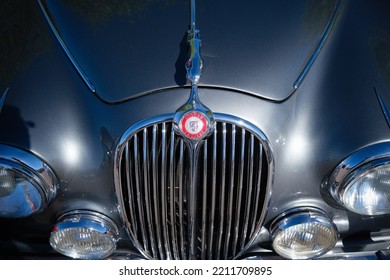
1 0 390 259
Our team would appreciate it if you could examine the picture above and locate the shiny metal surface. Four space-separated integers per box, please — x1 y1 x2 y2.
327 142 390 210
186 0 202 85
270 207 338 259
52 210 119 237
114 114 273 260
50 210 119 259
0 144 58 215
173 86 215 142
173 0 215 144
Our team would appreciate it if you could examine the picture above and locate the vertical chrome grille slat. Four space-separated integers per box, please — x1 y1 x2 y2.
152 124 164 259
160 123 172 259
249 142 263 237
177 140 186 260
240 134 255 250
133 134 150 254
223 124 236 260
143 129 157 258
200 141 208 260
169 128 179 260
125 143 138 238
118 116 271 260
232 129 246 256
207 128 217 259
216 122 227 259
188 146 198 260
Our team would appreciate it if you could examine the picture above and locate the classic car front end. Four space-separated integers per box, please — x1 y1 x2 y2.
1 0 390 260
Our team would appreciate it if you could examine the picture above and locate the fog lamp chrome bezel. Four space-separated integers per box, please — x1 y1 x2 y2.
50 210 119 259
0 144 58 218
270 207 338 260
328 142 390 215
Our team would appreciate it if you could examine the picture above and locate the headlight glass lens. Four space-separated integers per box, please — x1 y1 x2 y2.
0 167 43 217
271 209 337 259
50 212 118 259
342 164 390 215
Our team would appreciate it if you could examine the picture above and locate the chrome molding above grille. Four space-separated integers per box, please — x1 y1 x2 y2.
114 114 273 260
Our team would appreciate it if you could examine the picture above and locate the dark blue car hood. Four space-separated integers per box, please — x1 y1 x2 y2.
41 0 340 103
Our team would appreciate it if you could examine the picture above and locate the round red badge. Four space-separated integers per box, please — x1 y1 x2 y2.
179 111 208 140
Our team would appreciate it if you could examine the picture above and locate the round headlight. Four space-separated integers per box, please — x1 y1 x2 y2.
0 145 58 218
342 162 390 215
270 208 338 259
50 211 119 259
328 143 390 216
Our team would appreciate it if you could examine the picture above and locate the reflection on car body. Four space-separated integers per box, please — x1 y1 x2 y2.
1 0 390 260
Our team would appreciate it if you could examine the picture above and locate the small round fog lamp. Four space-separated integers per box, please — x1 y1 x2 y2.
50 211 119 259
270 208 337 259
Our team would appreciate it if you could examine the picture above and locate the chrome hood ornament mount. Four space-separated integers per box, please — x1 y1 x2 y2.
174 0 215 143
173 0 216 259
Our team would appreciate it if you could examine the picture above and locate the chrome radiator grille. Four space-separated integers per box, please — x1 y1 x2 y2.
116 115 271 259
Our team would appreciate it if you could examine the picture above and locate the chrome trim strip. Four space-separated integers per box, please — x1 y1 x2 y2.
0 88 9 115
293 0 345 90
37 0 96 93
375 87 390 129
190 0 196 30
371 229 390 243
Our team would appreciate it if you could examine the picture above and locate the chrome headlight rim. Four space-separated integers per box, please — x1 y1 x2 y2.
270 207 338 260
50 210 119 260
328 142 390 216
0 144 58 217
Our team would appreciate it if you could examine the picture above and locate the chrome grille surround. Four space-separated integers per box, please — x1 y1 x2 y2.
114 114 273 260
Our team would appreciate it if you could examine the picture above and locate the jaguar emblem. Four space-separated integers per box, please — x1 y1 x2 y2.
179 111 209 140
